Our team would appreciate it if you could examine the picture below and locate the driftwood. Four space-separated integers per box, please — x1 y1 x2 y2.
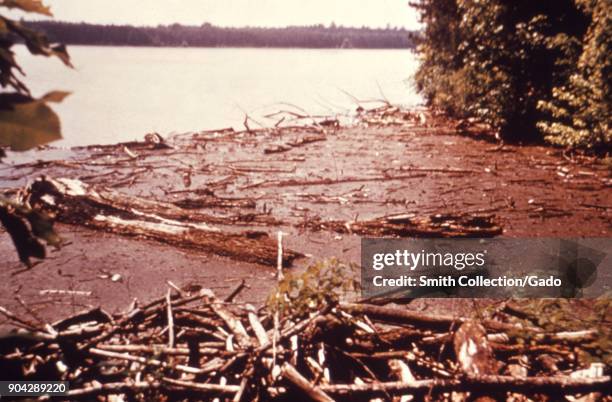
24 177 301 267
264 134 326 154
309 212 503 238
1 287 608 401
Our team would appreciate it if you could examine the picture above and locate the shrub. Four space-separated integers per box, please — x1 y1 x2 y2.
412 0 610 149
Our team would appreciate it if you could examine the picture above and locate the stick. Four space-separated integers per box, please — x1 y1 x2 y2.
239 173 428 190
166 280 184 297
340 303 461 330
341 303 536 333
96 344 229 356
247 305 270 346
166 289 175 348
277 231 284 280
89 348 215 375
281 362 335 402
162 377 240 394
272 230 285 368
0 305 41 330
63 381 158 399
224 280 246 303
308 375 611 397
39 289 92 297
210 303 251 348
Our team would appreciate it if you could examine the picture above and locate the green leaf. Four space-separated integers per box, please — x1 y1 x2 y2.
0 98 63 151
0 0 52 16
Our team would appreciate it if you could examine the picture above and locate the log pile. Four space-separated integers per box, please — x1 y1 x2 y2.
0 289 608 401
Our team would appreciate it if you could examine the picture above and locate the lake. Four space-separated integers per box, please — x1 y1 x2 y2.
16 46 421 147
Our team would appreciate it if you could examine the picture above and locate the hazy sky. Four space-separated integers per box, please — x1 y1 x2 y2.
20 0 420 28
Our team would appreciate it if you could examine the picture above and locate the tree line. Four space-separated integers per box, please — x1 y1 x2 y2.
25 21 418 49
413 0 610 150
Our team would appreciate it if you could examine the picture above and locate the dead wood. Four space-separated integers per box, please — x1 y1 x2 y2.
308 214 503 237
309 375 611 397
24 177 302 266
341 302 461 330
281 362 335 402
311 212 503 238
0 288 607 401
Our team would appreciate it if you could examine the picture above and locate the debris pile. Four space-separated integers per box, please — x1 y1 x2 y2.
0 288 608 401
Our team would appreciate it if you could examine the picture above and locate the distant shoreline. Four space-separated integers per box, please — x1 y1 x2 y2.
26 20 418 49
39 43 416 50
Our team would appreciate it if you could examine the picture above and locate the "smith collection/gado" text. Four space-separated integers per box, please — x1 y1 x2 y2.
372 275 562 288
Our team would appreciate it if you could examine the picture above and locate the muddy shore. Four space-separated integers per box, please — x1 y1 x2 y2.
1 106 610 329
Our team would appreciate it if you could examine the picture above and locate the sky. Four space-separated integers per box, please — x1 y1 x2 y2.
18 0 420 29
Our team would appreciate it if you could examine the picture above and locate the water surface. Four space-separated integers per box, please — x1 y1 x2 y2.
16 46 421 147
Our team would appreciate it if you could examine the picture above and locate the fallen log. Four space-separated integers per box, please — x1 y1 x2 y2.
311 212 503 238
25 177 302 267
281 362 335 402
311 375 611 397
341 303 460 330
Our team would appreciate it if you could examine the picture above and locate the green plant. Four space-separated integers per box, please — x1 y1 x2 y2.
412 0 610 149
267 258 360 318
537 0 611 149
501 299 611 366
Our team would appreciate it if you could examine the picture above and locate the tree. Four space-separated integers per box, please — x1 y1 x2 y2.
0 0 70 266
537 0 611 148
412 0 610 149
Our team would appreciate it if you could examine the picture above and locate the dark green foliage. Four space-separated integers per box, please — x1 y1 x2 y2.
538 0 611 148
28 20 417 49
413 0 610 149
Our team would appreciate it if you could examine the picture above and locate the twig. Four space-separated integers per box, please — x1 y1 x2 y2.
277 231 284 279
39 289 92 297
162 377 240 394
0 305 41 331
89 348 214 375
166 288 175 348
224 280 247 303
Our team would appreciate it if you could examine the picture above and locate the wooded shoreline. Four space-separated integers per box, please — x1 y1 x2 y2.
26 20 418 49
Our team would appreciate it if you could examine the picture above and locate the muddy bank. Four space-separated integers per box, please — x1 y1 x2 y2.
1 106 610 327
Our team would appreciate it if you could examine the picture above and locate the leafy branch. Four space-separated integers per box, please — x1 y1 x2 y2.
0 0 69 266
0 0 71 153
